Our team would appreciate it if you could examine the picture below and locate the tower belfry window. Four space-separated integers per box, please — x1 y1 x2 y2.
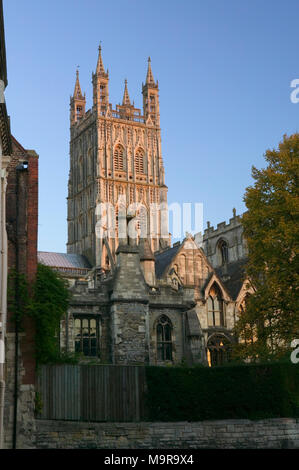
76 106 82 118
135 149 144 174
114 145 124 171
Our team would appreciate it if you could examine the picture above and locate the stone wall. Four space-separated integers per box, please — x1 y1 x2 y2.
202 212 246 268
33 418 299 449
3 333 36 449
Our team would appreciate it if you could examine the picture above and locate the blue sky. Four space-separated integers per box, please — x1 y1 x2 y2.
3 0 299 252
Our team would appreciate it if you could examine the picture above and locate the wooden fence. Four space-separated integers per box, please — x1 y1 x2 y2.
36 364 147 422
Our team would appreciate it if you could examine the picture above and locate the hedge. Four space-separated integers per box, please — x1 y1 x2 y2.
145 362 299 421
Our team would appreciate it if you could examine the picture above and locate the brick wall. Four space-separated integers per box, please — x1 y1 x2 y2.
4 136 38 448
6 138 38 383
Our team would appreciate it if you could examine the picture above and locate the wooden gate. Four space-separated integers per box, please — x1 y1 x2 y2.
36 364 146 422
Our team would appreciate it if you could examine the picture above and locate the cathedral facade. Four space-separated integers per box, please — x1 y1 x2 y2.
39 46 252 367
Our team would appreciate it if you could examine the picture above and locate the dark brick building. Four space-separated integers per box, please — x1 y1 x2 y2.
4 135 38 448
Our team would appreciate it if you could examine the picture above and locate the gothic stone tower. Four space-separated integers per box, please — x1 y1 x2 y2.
67 47 169 268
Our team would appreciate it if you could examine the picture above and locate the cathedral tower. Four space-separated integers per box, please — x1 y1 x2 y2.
67 46 169 268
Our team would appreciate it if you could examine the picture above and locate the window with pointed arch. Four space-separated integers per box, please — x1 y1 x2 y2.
218 239 229 265
135 148 144 174
76 105 82 118
114 145 124 171
207 334 231 367
207 284 224 327
156 315 173 361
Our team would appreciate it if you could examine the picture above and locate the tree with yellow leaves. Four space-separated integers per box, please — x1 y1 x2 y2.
234 134 299 361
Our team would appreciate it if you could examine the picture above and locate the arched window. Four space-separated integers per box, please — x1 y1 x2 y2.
218 240 229 265
135 148 144 174
76 105 82 119
156 315 172 361
114 145 124 171
207 284 224 326
207 334 231 367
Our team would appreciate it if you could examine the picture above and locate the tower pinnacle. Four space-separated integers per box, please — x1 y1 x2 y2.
146 56 155 85
142 57 159 125
70 68 86 124
122 79 131 106
73 69 84 99
96 44 108 77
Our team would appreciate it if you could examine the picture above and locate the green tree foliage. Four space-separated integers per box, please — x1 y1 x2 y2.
233 134 299 361
29 263 71 364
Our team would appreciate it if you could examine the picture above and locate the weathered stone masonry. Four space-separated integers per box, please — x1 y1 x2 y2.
34 418 299 449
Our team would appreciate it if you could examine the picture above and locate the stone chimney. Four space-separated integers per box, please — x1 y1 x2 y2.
139 238 155 286
110 218 150 364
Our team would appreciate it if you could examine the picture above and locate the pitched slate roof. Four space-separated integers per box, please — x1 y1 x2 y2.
155 243 181 278
215 258 248 300
38 252 91 270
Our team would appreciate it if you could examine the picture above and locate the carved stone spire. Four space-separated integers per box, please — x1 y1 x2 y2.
96 44 108 77
73 69 84 99
70 68 86 124
145 56 155 85
142 57 160 126
93 44 109 111
122 79 131 106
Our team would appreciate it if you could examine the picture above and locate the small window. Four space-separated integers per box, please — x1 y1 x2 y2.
74 317 100 357
156 315 173 361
